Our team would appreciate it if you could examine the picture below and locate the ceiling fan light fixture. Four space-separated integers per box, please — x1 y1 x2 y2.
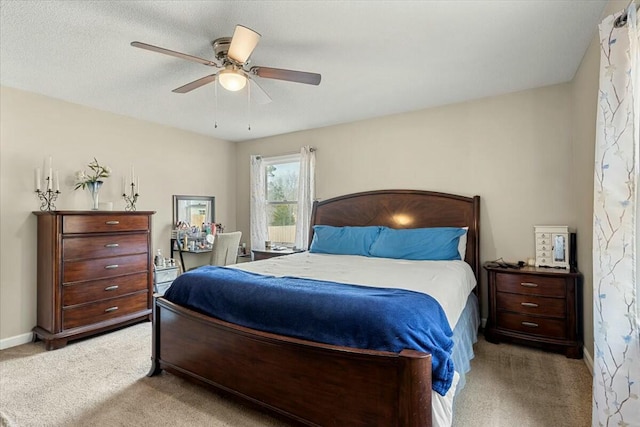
219 68 247 91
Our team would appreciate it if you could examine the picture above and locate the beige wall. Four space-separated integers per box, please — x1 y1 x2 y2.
0 86 236 346
236 83 575 327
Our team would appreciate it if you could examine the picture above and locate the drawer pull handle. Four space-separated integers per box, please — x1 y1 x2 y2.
521 321 539 328
104 285 119 291
520 282 538 288
105 220 120 225
521 302 539 308
104 243 119 248
105 264 119 269
104 306 119 313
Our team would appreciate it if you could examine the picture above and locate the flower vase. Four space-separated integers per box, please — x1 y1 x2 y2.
87 181 103 210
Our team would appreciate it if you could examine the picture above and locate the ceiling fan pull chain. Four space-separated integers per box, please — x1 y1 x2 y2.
247 80 251 131
214 80 218 129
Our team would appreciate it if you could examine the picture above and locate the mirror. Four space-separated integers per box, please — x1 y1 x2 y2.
173 195 215 227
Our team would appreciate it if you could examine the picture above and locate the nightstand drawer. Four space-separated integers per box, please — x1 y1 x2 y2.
495 272 566 297
155 267 179 283
497 312 566 340
496 292 565 318
155 282 172 296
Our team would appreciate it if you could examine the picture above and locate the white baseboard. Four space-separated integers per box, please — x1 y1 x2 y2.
0 332 33 350
583 346 594 375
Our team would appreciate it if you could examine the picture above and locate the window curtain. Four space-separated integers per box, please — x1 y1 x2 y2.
592 4 639 426
294 146 316 250
250 155 268 250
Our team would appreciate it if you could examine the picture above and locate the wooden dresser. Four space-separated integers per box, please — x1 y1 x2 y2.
484 264 582 358
33 211 155 350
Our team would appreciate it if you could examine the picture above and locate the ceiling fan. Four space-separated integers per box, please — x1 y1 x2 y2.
131 25 321 101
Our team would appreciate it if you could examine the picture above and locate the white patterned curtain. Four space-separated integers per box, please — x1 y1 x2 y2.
592 4 639 426
294 146 316 249
250 155 268 250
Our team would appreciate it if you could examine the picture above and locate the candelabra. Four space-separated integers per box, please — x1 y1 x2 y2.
122 181 139 211
35 177 60 211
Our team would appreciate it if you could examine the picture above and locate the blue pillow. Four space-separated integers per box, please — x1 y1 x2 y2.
369 227 466 261
309 225 382 256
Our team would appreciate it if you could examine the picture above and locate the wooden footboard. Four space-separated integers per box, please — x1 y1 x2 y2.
149 297 433 427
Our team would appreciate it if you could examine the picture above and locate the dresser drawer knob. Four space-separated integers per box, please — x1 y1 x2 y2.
105 264 119 269
105 220 120 225
104 285 119 291
521 302 539 308
104 243 120 248
521 321 539 328
104 306 119 313
520 282 538 288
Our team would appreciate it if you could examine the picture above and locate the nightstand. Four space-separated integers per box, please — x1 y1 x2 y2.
154 265 179 296
484 264 582 358
251 248 302 261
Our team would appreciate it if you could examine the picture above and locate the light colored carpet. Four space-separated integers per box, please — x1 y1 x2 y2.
0 322 591 426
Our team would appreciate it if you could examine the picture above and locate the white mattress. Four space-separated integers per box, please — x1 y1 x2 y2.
233 251 477 328
231 252 477 427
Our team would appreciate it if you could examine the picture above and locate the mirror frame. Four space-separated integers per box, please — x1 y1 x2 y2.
172 195 215 227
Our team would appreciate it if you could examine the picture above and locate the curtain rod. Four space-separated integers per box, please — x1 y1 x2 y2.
615 0 638 27
253 147 316 159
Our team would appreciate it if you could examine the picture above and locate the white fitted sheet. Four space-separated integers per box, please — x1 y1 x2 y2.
233 251 477 328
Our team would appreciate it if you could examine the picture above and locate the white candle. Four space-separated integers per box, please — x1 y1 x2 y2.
122 176 126 194
136 177 140 194
35 168 41 191
55 171 60 192
47 155 52 191
131 165 135 183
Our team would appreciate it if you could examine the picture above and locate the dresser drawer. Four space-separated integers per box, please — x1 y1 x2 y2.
496 292 565 318
62 292 149 330
63 253 149 283
495 272 566 297
63 214 149 234
497 312 566 340
63 272 148 306
63 234 148 260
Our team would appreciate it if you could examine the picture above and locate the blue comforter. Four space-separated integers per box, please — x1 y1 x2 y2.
164 266 455 395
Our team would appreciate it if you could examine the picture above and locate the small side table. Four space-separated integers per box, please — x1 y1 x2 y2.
484 263 582 358
252 248 302 261
154 265 179 296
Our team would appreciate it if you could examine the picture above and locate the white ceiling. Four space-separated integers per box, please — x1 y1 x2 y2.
0 1 608 142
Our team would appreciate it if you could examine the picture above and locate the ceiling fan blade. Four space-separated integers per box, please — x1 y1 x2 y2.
172 74 217 93
227 25 261 64
131 41 218 67
248 77 272 104
251 66 321 86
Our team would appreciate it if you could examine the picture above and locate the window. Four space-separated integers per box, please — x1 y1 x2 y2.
264 154 300 245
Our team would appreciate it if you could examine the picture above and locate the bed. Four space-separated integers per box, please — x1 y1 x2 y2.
148 189 480 427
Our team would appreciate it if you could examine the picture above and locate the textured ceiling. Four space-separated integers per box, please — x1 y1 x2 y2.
0 1 608 142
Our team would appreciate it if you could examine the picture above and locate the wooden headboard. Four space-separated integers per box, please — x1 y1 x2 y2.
309 189 481 283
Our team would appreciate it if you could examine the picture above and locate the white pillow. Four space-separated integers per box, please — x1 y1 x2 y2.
458 227 469 260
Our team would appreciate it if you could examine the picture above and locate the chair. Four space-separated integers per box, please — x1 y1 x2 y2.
209 231 242 266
